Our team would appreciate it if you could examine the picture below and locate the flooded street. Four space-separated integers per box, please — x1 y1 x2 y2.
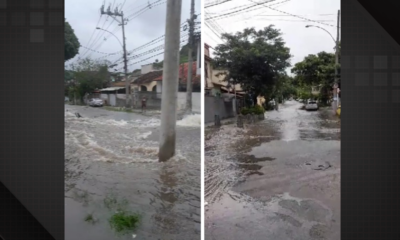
65 105 201 240
205 100 340 240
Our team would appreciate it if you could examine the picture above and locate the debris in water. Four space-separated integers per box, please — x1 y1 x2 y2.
312 162 331 171
75 112 82 118
132 234 137 238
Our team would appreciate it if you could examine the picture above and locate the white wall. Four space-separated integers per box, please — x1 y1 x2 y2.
156 81 162 93
100 94 108 100
197 41 201 74
141 64 154 74
177 92 201 113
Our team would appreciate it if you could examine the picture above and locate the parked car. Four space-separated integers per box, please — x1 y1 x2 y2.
88 98 104 107
305 99 318 111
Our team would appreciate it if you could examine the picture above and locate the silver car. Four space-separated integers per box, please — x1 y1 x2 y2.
305 99 318 111
88 98 104 107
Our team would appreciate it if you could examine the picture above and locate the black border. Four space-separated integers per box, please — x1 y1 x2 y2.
0 0 64 239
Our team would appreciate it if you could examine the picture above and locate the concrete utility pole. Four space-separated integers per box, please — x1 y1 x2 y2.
186 0 196 113
100 4 130 107
333 9 340 111
159 0 182 162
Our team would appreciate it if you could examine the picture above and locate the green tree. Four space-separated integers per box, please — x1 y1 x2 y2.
212 26 292 104
65 19 80 62
291 51 337 104
67 58 111 101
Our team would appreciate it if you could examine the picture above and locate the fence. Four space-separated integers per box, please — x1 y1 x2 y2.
94 91 200 112
205 95 237 124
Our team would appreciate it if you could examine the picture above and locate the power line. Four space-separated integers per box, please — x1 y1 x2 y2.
126 0 165 20
83 0 118 57
115 38 189 71
248 0 340 28
205 0 233 8
80 15 103 57
95 0 166 53
113 33 189 66
205 22 222 41
206 0 279 20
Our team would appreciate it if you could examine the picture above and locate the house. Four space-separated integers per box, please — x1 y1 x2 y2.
204 43 266 106
131 70 163 92
131 63 161 91
311 84 322 95
204 43 246 98
154 61 200 93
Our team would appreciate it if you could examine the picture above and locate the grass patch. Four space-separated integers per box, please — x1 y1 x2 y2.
109 211 141 233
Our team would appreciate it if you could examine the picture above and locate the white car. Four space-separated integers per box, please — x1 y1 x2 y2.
88 98 104 107
305 100 318 111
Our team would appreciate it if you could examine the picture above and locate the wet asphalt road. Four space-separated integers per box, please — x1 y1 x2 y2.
205 100 340 240
65 105 200 240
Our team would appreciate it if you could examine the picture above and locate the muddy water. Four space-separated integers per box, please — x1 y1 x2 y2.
65 105 200 240
205 100 340 240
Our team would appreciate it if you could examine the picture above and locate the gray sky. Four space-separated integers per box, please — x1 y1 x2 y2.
66 0 201 72
204 0 340 75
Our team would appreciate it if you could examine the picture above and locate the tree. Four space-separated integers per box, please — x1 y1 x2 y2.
66 58 111 101
291 51 336 104
65 19 80 62
212 26 292 104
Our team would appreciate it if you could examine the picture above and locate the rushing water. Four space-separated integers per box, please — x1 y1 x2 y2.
205 101 341 239
65 105 201 240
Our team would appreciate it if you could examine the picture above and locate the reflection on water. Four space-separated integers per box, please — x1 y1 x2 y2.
65 105 200 240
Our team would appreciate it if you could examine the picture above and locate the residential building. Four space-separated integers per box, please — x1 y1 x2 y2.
131 61 200 93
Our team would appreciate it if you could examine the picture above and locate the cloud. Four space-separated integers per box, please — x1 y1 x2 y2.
204 0 340 74
66 0 201 72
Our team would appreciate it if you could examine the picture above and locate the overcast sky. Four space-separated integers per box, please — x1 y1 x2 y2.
66 0 201 72
204 0 340 75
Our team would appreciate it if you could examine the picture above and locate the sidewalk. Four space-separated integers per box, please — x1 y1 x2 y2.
205 117 236 128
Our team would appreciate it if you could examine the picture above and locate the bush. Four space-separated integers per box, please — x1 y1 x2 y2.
241 105 265 115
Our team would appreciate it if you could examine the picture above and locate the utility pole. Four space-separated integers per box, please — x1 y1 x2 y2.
159 0 182 162
100 3 130 107
186 0 196 113
333 9 340 112
335 9 340 107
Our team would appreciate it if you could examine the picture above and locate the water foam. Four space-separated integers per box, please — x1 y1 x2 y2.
177 114 201 127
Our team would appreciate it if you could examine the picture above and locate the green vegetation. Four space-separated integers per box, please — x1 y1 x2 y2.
109 211 141 233
65 57 111 102
212 26 291 105
103 194 141 235
241 105 265 115
291 51 340 105
65 19 80 62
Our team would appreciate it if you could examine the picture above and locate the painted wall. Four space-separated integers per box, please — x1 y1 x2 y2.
204 95 235 123
176 92 201 113
156 81 162 93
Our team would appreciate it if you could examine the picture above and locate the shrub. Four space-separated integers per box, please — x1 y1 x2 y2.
241 107 249 115
241 105 265 115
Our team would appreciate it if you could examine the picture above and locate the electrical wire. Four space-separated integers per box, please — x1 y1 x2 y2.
248 0 340 28
84 0 118 56
206 0 279 20
205 0 233 8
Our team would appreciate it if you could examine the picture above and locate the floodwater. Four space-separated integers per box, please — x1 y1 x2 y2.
205 100 341 240
65 105 201 240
